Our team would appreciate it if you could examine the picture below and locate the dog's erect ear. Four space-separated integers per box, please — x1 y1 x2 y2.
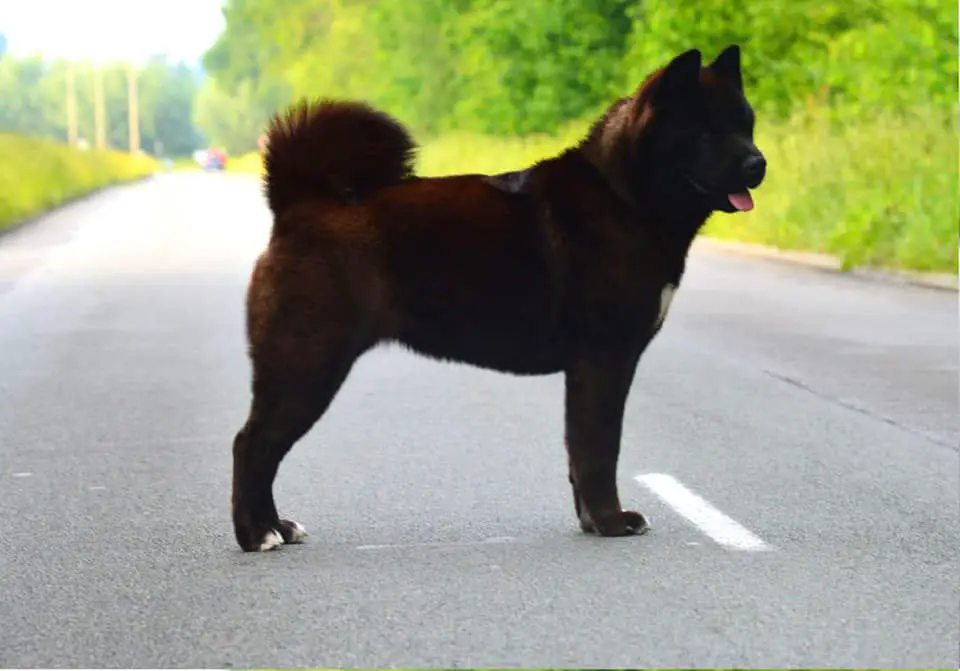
655 48 702 102
709 44 743 90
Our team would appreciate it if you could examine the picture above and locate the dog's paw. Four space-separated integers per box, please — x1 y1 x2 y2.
581 510 650 537
618 510 651 535
257 529 284 551
277 519 308 544
235 515 308 552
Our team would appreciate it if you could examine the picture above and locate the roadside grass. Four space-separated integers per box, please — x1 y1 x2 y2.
705 105 958 273
231 105 957 273
228 151 266 176
416 119 588 177
0 133 157 231
170 156 200 171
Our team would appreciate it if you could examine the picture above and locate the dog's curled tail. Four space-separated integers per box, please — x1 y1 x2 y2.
263 99 417 215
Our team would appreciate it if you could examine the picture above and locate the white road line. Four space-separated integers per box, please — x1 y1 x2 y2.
634 473 772 551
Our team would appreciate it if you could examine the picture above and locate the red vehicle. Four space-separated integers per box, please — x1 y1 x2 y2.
203 148 228 171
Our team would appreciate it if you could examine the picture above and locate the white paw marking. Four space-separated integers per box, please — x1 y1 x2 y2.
655 283 676 330
258 529 283 551
288 521 308 543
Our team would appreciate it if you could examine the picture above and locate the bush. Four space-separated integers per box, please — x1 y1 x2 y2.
0 133 157 231
226 151 265 176
703 105 958 273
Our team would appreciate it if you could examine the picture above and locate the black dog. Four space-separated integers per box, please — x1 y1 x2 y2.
231 45 766 551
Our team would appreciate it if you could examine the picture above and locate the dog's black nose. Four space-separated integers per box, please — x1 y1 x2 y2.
743 155 766 186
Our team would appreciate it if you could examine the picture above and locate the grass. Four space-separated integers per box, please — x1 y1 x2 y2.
416 120 588 177
0 133 158 232
170 156 200 171
228 151 267 176
705 105 958 273
230 105 958 273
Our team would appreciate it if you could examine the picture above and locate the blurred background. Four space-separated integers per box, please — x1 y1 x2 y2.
1 0 956 273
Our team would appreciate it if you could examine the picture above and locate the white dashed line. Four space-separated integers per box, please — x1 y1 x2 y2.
635 473 772 551
12 472 32 478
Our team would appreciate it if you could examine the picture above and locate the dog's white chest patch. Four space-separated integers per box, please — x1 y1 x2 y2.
655 284 677 330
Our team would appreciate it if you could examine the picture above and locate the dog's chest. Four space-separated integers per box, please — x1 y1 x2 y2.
654 283 677 330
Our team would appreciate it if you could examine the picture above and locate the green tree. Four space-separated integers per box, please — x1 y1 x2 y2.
193 77 283 154
619 0 955 118
822 0 957 114
0 53 203 156
202 0 957 139
138 59 203 156
0 56 50 138
449 0 634 135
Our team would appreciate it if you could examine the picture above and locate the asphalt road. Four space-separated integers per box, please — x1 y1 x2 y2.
1 172 957 668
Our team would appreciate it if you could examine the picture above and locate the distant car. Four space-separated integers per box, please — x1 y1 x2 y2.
204 148 228 171
194 148 228 171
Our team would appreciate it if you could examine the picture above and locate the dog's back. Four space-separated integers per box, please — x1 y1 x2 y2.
256 100 583 374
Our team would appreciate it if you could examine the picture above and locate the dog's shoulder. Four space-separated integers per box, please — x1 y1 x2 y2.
483 168 531 195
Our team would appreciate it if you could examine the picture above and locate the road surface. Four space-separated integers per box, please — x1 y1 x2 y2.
1 173 956 668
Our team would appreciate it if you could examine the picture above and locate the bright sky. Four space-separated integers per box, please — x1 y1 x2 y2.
0 0 226 64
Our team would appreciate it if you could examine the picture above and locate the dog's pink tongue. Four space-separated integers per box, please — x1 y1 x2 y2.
728 192 754 211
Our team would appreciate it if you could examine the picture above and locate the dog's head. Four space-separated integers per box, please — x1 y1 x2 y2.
587 45 766 215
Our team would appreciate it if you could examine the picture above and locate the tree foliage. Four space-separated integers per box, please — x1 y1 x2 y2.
192 76 287 154
4 1 952 155
0 54 202 156
198 0 956 141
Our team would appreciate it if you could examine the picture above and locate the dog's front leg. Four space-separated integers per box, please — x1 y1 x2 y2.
565 348 649 537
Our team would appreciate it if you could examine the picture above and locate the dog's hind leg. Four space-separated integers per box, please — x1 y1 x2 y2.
231 352 357 552
564 349 649 537
567 454 583 522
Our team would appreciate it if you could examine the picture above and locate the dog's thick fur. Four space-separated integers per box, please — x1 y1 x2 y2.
232 45 766 552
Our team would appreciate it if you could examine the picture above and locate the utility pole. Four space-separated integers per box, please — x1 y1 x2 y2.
126 63 140 154
65 61 78 146
93 66 106 150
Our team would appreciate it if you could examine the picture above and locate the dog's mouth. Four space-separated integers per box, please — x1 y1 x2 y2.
727 191 754 211
686 176 754 212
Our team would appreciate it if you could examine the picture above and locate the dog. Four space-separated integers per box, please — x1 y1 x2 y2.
231 44 766 552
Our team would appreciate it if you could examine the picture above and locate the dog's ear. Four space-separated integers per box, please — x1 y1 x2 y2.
709 44 743 90
654 48 702 103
